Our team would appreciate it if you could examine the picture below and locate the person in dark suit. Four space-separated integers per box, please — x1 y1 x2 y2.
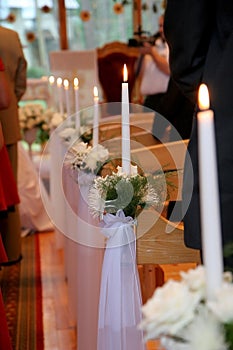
138 14 195 142
164 1 233 269
0 26 27 264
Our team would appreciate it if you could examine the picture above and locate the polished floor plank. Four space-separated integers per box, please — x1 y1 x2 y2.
39 232 76 350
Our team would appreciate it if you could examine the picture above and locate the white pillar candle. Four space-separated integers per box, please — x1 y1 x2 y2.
64 79 71 126
74 77 80 129
93 86 99 147
48 75 56 108
121 64 131 175
197 83 223 299
56 77 64 115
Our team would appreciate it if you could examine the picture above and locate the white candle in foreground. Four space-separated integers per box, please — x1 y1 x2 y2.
121 64 131 175
74 77 80 129
93 86 99 147
64 79 71 125
197 83 223 299
56 77 64 115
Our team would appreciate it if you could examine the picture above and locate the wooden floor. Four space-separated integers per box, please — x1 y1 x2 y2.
39 230 196 350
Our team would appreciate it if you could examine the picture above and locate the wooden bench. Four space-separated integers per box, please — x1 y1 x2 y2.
132 140 201 302
98 111 158 152
98 118 201 301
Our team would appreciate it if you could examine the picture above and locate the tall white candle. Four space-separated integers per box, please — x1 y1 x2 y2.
63 79 71 126
56 77 64 115
197 83 223 299
74 77 80 129
121 64 131 175
93 86 99 147
48 75 56 108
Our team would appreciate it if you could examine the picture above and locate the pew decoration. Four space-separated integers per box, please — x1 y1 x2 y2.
88 165 166 219
87 163 172 350
19 102 66 157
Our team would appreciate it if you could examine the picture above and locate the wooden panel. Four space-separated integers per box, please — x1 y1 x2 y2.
136 209 201 265
132 139 200 267
98 111 158 153
131 139 189 172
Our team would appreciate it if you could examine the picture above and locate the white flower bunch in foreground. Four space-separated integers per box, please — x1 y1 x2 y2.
139 265 233 350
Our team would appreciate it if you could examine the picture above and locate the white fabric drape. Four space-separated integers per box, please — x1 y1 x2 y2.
98 210 145 350
18 142 53 232
76 174 104 350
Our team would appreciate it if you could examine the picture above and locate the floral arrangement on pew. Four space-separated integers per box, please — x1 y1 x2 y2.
18 103 66 145
87 162 173 350
139 265 233 350
88 164 168 219
58 125 93 145
64 141 109 175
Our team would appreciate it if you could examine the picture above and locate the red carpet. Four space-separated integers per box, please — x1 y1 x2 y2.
0 233 44 350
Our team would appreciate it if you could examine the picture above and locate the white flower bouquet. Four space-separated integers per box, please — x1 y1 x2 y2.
64 141 109 175
19 103 63 144
88 166 167 219
19 103 45 130
139 265 233 350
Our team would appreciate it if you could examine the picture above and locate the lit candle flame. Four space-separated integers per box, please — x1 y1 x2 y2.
63 79 69 90
74 77 79 89
49 75 55 85
93 86 98 98
57 77 63 87
198 83 210 110
123 64 128 82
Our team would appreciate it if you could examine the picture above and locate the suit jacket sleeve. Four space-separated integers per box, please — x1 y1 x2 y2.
164 0 215 104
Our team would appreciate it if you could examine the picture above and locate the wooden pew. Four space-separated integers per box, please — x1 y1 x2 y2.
131 140 201 302
98 117 201 301
98 111 158 152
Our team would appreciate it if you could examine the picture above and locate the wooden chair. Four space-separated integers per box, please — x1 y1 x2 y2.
97 41 140 103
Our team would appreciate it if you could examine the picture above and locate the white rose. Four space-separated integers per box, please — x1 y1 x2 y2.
180 265 206 300
77 141 90 152
85 152 98 171
59 127 76 139
140 280 200 339
51 113 64 126
93 144 108 159
207 282 233 323
185 306 227 350
27 118 36 129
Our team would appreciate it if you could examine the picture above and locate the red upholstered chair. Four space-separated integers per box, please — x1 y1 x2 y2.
97 41 140 103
